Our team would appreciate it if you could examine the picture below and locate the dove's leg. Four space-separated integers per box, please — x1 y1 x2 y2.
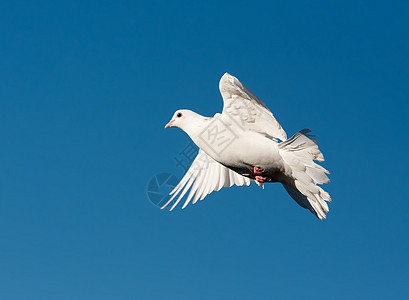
255 176 268 183
253 166 268 183
253 166 265 175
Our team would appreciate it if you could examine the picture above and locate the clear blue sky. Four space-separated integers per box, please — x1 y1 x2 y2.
0 1 408 299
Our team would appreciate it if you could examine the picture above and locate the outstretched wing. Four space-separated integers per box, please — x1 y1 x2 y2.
161 149 251 210
219 73 287 141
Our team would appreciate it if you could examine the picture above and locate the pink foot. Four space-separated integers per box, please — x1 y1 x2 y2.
253 166 266 175
253 166 270 183
255 175 268 183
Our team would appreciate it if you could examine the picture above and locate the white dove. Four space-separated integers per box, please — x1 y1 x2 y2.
163 73 331 219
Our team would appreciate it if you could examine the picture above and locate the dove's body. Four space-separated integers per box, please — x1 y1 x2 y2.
220 134 286 182
181 113 287 182
164 73 332 219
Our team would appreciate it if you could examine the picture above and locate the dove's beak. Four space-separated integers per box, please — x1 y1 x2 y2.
164 120 174 128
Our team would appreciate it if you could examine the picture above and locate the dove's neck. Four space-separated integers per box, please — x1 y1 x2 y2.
180 114 212 147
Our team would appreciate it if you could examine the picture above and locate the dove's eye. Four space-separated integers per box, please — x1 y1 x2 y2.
177 112 182 118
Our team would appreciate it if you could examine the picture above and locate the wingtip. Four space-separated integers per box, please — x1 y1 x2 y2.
220 72 235 82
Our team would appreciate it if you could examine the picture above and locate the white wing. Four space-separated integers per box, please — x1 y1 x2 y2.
161 149 251 210
219 73 287 141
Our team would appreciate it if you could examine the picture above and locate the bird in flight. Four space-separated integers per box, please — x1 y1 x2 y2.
163 73 331 219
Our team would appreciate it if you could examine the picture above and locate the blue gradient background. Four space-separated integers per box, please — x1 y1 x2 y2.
1 1 408 299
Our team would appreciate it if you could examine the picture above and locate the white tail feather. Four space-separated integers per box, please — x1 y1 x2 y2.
279 129 332 219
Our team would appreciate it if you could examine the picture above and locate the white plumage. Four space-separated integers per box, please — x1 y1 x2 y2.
164 73 331 219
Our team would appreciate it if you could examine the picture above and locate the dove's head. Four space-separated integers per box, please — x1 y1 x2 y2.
165 109 205 131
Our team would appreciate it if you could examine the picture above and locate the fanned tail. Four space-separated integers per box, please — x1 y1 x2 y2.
278 129 332 219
